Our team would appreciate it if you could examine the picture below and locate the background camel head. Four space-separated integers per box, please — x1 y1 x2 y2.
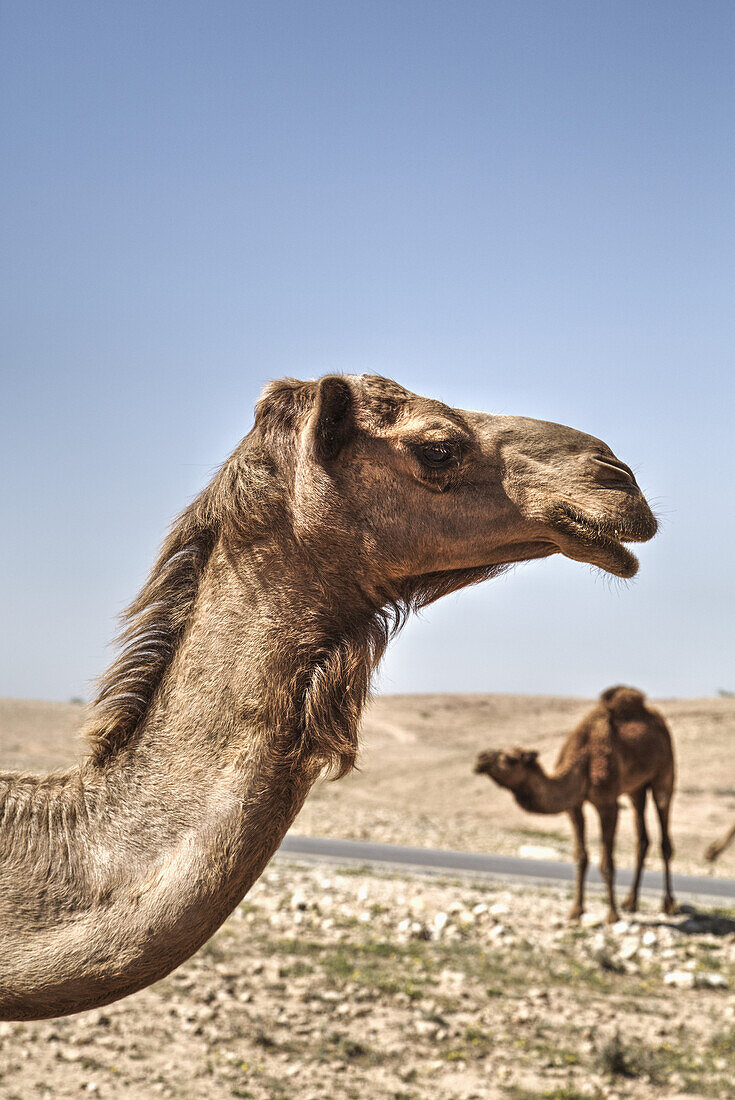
474 748 540 790
250 373 657 606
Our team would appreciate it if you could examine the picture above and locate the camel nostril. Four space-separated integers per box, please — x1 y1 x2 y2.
592 454 636 487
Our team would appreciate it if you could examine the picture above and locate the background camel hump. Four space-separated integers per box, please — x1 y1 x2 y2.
599 684 647 720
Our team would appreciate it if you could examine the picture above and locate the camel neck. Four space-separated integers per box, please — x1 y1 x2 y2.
0 535 378 1020
513 759 587 815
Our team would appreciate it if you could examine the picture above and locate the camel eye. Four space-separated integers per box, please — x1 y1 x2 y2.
419 442 455 468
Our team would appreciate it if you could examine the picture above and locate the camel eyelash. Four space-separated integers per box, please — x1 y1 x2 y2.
409 440 463 470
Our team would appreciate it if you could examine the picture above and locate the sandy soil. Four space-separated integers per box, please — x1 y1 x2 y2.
1 694 734 1099
3 692 731 875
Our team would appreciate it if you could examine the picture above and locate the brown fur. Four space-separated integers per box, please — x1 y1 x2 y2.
704 821 735 863
474 686 676 922
1 374 657 1019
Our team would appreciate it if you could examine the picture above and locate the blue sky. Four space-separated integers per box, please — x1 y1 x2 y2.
2 1 734 701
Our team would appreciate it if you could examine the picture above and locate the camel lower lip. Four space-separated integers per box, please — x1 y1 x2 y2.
547 505 642 578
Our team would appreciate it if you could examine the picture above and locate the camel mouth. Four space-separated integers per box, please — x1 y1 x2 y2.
474 751 497 775
546 501 658 579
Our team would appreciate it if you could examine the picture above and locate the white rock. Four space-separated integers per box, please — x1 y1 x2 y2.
433 912 448 933
489 902 509 916
519 844 559 860
664 970 695 989
695 972 729 990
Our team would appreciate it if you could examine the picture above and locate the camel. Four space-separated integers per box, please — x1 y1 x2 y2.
474 686 676 923
1 373 657 1020
705 822 735 863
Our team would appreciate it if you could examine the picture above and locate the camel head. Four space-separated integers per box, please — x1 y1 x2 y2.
250 373 657 608
474 747 541 790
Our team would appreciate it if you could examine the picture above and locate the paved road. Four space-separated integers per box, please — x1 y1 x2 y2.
279 834 735 902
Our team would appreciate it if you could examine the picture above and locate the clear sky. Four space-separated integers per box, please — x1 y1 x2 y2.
2 1 734 702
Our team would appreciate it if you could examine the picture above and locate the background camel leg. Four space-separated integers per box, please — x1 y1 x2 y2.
596 802 619 923
705 822 735 862
568 805 588 920
621 787 649 912
652 778 677 914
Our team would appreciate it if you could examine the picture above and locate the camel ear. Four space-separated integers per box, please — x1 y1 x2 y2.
521 750 539 766
309 376 354 463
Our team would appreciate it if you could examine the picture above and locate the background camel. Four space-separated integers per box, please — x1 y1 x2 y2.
1 373 657 1020
705 821 735 862
474 686 676 923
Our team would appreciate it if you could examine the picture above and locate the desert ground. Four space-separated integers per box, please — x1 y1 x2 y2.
1 693 734 1099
